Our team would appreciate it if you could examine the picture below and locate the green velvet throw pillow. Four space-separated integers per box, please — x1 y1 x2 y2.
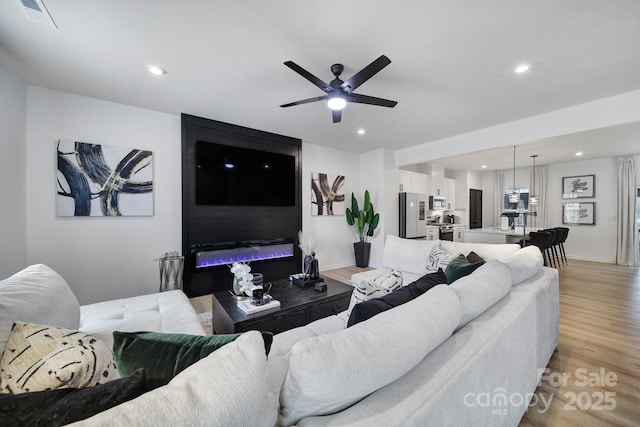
444 254 485 284
112 331 273 391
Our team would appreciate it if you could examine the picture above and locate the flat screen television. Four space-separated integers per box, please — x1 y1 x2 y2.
195 141 296 206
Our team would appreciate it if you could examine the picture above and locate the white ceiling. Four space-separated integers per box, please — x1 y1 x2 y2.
426 120 640 172
1 0 639 167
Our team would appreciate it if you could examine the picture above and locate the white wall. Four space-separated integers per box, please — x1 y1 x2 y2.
0 63 27 278
302 143 361 270
26 87 182 304
358 149 390 267
547 157 618 263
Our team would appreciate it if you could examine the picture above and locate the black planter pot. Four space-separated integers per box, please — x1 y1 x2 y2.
353 242 371 268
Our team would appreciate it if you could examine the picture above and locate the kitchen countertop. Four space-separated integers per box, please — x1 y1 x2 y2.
464 227 541 236
463 227 541 244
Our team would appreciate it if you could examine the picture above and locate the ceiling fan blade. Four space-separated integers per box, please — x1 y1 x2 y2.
340 55 392 93
348 93 397 108
332 109 342 123
284 61 332 93
280 95 328 108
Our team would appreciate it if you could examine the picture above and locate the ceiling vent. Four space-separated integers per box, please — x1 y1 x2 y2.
15 0 57 28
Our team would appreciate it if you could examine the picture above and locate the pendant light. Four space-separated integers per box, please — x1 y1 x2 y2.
529 155 539 205
508 146 520 203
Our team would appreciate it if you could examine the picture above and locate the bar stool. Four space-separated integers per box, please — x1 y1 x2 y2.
545 228 562 269
557 227 569 265
526 231 555 268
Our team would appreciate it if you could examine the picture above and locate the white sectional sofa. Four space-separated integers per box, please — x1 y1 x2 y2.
267 235 559 426
0 235 559 426
0 263 205 352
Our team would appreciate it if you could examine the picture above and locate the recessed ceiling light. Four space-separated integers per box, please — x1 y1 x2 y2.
575 152 583 156
357 129 365 135
482 164 487 169
514 64 530 73
147 65 166 76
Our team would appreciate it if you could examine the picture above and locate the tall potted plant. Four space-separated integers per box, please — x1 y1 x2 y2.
345 190 380 267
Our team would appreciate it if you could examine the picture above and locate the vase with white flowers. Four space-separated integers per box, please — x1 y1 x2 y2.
230 261 256 297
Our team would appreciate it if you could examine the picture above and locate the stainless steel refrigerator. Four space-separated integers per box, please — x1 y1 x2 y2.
399 192 427 238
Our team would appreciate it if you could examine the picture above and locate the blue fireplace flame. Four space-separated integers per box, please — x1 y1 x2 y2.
195 242 294 269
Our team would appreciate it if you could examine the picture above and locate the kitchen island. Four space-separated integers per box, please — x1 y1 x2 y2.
463 227 541 245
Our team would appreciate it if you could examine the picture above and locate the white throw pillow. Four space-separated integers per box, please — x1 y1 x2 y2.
425 246 458 274
449 260 511 328
69 331 278 427
345 269 403 319
279 285 462 426
0 264 80 352
382 235 439 274
499 246 544 285
0 321 118 394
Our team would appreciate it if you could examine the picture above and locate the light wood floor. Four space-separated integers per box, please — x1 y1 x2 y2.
191 261 640 426
519 259 640 427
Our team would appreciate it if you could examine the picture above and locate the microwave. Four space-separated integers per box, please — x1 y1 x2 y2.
429 195 447 210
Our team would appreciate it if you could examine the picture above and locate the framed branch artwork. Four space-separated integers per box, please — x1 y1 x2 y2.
562 174 595 199
57 140 154 216
311 173 345 216
563 202 596 225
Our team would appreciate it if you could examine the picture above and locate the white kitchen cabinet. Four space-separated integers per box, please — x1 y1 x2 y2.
399 170 429 194
428 164 445 197
444 178 456 210
452 225 465 242
425 226 439 241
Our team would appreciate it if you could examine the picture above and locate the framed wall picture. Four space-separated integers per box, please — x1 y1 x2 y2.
563 202 596 225
562 174 595 199
311 172 346 216
57 140 154 216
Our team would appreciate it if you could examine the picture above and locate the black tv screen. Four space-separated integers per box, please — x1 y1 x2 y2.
195 141 296 206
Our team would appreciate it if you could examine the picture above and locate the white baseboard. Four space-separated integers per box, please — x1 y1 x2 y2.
566 256 616 264
320 261 357 271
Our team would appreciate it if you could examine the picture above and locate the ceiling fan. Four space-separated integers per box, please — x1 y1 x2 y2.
280 55 398 123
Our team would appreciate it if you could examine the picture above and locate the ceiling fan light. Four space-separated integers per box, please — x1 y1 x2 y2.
327 96 346 111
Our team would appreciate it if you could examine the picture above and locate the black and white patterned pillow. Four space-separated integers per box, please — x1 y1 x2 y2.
425 246 458 274
0 322 118 394
346 269 403 319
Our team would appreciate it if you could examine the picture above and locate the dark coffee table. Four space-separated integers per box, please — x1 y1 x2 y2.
212 276 353 335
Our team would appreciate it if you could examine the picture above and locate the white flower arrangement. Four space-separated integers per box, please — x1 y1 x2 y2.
230 261 261 297
298 230 317 256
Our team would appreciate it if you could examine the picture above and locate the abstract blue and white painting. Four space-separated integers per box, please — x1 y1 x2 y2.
56 140 154 216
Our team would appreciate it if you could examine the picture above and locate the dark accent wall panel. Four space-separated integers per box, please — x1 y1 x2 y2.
181 114 302 297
